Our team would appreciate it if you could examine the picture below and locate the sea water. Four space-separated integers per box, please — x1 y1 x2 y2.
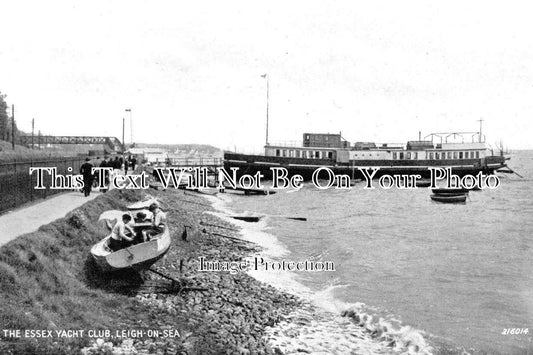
208 150 533 354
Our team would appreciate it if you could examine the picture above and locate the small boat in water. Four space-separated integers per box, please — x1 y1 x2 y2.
91 225 171 273
431 188 470 195
430 194 467 203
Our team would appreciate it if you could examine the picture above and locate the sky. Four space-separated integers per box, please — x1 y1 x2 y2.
0 0 532 153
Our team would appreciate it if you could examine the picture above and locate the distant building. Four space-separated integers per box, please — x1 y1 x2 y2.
127 147 168 164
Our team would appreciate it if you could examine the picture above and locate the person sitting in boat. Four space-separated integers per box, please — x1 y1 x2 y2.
134 211 149 223
108 214 135 252
143 202 167 241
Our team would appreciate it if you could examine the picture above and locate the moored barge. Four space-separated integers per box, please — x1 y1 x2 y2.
224 131 507 180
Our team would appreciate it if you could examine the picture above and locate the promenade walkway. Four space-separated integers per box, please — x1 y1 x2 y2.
0 191 100 246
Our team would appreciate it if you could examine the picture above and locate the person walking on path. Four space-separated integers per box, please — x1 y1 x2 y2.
80 157 94 197
113 156 121 170
130 156 137 172
99 156 110 193
92 157 102 188
124 156 129 175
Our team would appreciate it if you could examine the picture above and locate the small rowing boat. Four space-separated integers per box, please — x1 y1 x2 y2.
431 188 470 195
91 225 171 272
430 194 467 203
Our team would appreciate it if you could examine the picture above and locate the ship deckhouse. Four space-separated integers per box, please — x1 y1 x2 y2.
264 132 496 164
226 129 506 180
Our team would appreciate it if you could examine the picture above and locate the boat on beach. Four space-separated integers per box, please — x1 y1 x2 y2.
224 129 507 180
127 198 159 211
90 225 171 272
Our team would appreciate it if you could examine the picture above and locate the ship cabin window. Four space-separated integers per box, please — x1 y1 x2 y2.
392 152 397 160
296 150 301 158
440 152 445 159
407 152 411 159
453 151 458 159
476 151 480 158
435 152 439 159
328 152 333 159
276 149 281 157
429 152 434 160
414 152 418 160
315 151 320 159
464 151 469 159
399 152 404 159
283 150 287 157
459 152 463 159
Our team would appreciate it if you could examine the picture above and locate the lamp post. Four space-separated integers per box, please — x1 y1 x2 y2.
125 108 132 145
261 74 269 146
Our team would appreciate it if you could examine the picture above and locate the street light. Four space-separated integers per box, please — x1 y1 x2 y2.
125 108 132 145
261 74 269 146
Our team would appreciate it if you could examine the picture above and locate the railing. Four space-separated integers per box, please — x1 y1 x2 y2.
0 157 85 214
266 141 303 148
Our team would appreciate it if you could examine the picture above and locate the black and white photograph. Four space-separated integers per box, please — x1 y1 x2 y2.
0 1 532 354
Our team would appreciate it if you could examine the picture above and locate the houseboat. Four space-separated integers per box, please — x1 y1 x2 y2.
224 131 507 180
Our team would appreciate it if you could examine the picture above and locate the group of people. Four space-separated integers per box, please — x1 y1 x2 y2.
107 202 167 252
78 155 139 197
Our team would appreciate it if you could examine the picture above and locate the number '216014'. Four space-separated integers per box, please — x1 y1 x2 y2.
502 328 529 335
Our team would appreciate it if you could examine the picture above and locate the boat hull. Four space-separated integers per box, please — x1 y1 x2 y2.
430 194 467 203
431 188 470 195
91 227 171 273
224 152 506 180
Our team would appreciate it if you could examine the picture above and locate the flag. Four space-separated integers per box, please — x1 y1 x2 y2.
261 74 267 78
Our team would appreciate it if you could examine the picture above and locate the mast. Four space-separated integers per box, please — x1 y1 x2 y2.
261 74 269 146
477 119 484 142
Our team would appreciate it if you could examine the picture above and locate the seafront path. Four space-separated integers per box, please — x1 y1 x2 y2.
0 191 100 246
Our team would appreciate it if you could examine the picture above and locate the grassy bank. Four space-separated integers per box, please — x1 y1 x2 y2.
0 187 300 354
